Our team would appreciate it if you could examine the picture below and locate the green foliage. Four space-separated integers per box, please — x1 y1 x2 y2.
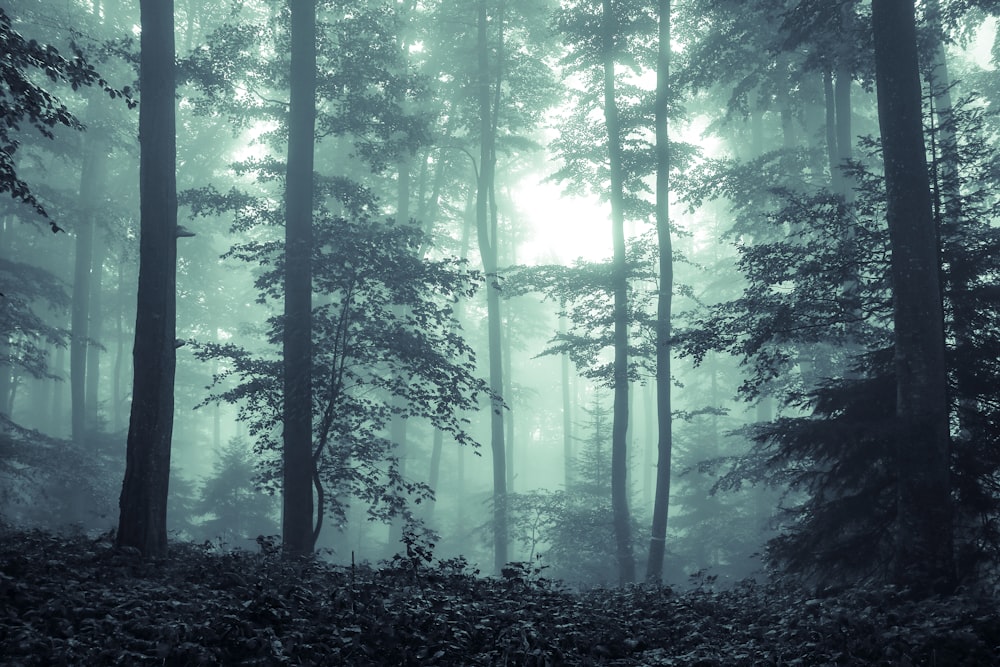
0 7 133 230
193 437 279 545
190 180 491 537
181 3 429 172
678 93 1000 586
0 420 122 531
3 528 999 665
504 233 665 388
508 391 640 586
0 257 70 380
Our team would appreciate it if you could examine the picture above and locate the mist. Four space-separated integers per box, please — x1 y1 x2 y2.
3 1 1000 662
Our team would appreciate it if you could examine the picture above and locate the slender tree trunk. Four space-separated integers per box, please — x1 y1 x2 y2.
282 0 317 557
646 0 673 583
560 307 573 490
71 124 107 442
85 228 106 431
824 68 839 190
425 427 443 520
388 411 408 547
0 217 10 422
871 0 954 594
116 0 177 558
476 0 508 574
51 344 67 434
0 354 8 422
503 300 515 493
601 0 635 585
113 257 127 433
389 150 412 549
642 381 653 509
834 70 852 196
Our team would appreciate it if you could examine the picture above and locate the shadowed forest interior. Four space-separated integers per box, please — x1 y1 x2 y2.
5 0 1000 612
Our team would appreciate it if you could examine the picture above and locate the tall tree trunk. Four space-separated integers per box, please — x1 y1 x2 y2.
116 0 177 558
0 356 8 424
71 123 107 442
112 256 127 433
85 228 107 431
281 0 317 557
0 217 10 423
388 410 408 547
824 68 839 188
871 0 954 594
601 0 635 585
503 299 515 493
477 0 508 574
646 0 672 583
425 427 443 521
827 3 855 202
51 344 67 434
642 381 653 509
389 150 413 549
834 69 852 197
560 307 573 491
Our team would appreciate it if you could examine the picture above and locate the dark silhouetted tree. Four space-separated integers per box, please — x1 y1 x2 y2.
116 0 178 558
871 0 954 593
281 0 317 557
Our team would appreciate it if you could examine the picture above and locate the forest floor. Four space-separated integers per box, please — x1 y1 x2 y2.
1 527 998 665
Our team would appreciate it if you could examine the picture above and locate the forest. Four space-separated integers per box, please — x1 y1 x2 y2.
3 0 1000 664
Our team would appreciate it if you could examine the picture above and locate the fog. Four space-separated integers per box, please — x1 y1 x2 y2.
2 0 998 594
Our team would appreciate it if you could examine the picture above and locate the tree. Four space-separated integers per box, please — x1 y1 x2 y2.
116 0 178 558
194 437 278 544
673 83 1000 587
191 208 489 551
871 0 954 593
646 0 672 583
475 0 510 576
0 7 131 233
281 0 317 557
179 0 446 557
553 0 666 585
600 0 637 586
70 98 109 443
508 390 634 585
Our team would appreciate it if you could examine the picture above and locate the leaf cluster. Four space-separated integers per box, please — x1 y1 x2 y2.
0 256 70 380
0 7 133 230
191 181 489 531
682 94 1000 585
181 4 430 172
503 235 663 387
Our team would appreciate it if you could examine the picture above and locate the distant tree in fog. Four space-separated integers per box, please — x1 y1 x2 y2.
194 437 277 544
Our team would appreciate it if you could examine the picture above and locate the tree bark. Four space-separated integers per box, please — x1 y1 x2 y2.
281 0 317 557
476 0 508 575
601 0 635 586
871 0 954 593
116 0 177 558
646 0 672 584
